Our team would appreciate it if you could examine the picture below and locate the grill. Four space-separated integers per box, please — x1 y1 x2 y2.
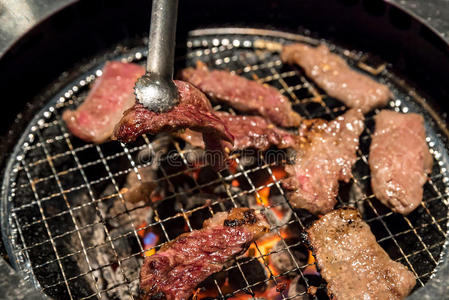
2 28 449 300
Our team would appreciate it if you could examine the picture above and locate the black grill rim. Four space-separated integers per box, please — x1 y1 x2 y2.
1 0 449 298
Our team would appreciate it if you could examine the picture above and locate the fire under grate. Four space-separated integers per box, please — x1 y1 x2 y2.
2 29 449 300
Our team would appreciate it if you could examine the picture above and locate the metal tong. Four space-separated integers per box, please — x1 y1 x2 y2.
135 0 179 112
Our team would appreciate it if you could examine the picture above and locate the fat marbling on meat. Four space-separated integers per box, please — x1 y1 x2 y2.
180 62 302 127
139 208 269 300
282 109 364 215
113 80 234 170
178 111 297 151
306 208 416 300
369 110 433 215
63 61 145 143
281 43 392 113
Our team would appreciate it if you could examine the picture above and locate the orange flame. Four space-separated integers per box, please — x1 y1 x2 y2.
195 229 292 299
272 167 287 180
144 248 157 257
247 230 289 277
256 186 271 206
255 167 287 207
136 221 147 238
307 251 315 265
303 250 319 276
188 167 294 299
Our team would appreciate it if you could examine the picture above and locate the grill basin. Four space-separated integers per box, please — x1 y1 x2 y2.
2 29 449 299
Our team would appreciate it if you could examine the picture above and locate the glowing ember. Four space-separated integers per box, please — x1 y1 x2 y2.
256 186 271 206
136 221 147 238
272 167 287 180
164 166 295 299
303 250 319 276
270 206 286 220
249 231 289 276
143 231 159 257
254 233 284 256
195 230 293 299
228 159 238 174
188 168 202 181
150 193 164 203
255 167 287 207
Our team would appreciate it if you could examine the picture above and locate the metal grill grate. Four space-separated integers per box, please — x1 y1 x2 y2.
2 29 449 300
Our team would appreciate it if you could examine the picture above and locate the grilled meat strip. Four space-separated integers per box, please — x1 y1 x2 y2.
306 208 416 300
63 61 144 143
139 208 269 300
282 109 364 214
281 43 392 113
113 80 232 143
178 111 297 151
369 110 432 215
113 80 234 170
180 62 302 127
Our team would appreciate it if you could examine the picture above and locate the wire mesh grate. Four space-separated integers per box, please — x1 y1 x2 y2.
2 30 449 300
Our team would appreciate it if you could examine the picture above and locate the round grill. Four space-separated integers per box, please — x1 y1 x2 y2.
2 29 449 299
